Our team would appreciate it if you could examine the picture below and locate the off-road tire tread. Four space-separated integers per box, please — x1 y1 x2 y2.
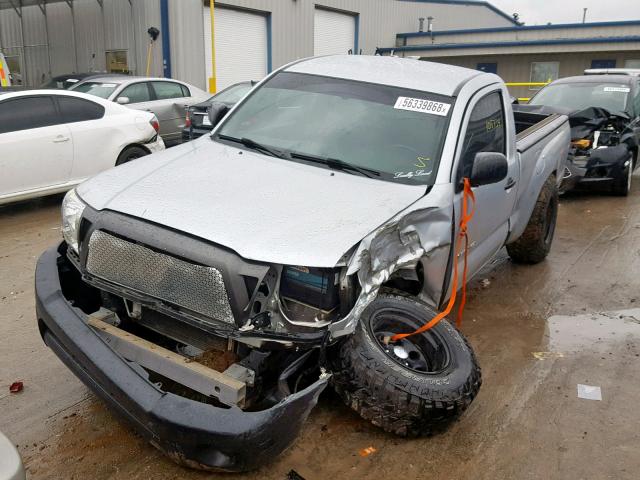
506 174 558 264
331 291 481 437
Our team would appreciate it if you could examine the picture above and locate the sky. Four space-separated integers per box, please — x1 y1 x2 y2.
489 0 637 25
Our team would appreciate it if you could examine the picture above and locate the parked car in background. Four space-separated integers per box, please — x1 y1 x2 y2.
0 90 164 206
182 81 256 141
40 72 124 90
71 76 209 146
517 73 640 195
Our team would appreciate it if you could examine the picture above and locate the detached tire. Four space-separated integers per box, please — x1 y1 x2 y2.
332 292 481 437
506 174 558 264
116 146 148 166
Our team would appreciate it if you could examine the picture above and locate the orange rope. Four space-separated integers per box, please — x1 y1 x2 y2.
390 178 476 342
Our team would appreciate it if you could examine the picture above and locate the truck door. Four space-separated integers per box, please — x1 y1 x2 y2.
453 87 518 280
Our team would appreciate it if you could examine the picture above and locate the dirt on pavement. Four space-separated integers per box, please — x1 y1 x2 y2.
1 181 640 480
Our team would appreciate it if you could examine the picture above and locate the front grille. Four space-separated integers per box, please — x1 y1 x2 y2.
86 230 234 324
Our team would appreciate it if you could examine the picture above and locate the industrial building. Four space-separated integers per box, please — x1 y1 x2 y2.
0 0 516 91
379 20 640 100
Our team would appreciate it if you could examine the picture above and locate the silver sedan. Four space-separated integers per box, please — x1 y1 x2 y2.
71 76 209 145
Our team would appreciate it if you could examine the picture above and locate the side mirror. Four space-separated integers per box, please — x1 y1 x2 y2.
116 96 130 105
469 152 508 187
207 102 230 128
511 96 519 105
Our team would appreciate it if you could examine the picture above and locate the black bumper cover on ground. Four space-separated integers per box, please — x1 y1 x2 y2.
35 245 328 472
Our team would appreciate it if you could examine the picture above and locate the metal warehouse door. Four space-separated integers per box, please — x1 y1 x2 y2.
203 6 267 91
314 8 355 56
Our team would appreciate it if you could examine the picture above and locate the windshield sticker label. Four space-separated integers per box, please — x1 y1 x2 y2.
100 83 116 87
414 157 432 168
394 97 451 116
394 169 432 179
603 87 630 93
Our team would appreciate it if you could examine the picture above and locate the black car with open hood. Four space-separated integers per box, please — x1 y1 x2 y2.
515 74 640 195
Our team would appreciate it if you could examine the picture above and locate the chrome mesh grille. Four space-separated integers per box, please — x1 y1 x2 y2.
86 230 234 324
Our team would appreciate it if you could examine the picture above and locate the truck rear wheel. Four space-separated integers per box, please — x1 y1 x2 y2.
331 292 481 437
506 174 558 264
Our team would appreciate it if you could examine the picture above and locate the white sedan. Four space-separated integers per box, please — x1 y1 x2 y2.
0 89 164 206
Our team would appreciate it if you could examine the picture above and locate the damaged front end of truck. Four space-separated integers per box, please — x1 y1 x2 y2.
35 183 472 471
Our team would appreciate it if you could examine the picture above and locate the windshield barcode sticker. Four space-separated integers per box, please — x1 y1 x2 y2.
394 97 451 116
603 87 630 93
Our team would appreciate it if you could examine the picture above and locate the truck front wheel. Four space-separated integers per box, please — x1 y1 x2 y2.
331 293 481 437
506 174 558 264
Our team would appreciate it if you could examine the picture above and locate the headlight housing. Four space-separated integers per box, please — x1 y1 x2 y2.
61 189 86 254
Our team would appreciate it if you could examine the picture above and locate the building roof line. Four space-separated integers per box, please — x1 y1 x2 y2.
397 19 640 38
397 0 518 25
379 35 640 53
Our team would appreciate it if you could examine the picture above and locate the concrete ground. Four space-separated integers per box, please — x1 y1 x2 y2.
1 179 640 480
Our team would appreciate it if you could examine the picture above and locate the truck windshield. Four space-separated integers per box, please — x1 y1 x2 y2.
529 82 630 115
215 72 453 185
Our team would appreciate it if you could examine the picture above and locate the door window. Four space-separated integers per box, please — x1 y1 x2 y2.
117 83 152 104
0 96 58 134
477 63 498 74
459 92 506 179
151 81 186 100
57 96 105 123
106 50 129 74
591 59 616 69
530 62 559 89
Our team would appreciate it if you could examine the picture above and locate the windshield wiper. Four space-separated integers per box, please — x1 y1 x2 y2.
289 151 380 178
217 134 288 159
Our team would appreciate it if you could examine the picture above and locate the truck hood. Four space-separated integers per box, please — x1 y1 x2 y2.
77 138 428 267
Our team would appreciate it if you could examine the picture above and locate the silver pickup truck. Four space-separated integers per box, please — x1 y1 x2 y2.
35 56 569 472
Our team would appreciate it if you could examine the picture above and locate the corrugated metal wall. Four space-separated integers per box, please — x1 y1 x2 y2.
0 0 164 87
1 0 513 88
405 24 640 47
169 0 513 90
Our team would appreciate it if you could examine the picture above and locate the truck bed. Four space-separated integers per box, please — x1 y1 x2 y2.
514 111 568 152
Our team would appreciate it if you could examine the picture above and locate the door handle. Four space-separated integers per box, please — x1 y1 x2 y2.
53 136 70 143
504 177 517 190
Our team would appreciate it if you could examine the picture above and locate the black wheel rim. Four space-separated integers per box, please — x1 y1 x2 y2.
368 307 451 374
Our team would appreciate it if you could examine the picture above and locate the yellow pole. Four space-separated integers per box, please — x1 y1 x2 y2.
208 0 217 93
146 41 153 76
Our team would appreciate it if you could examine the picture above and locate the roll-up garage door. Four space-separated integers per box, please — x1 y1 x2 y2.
203 6 268 91
314 8 356 56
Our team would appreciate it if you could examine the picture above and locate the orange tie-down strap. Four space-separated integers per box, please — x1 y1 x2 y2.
389 177 476 343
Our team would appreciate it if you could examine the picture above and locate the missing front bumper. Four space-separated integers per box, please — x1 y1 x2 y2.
35 244 328 472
